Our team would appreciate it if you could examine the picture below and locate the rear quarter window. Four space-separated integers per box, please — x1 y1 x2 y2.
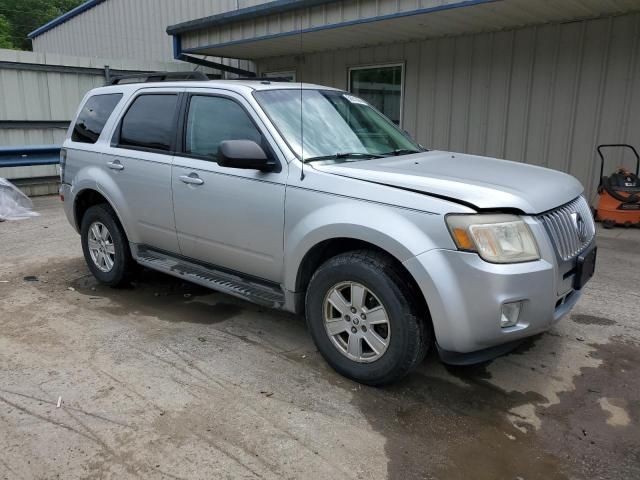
71 93 123 144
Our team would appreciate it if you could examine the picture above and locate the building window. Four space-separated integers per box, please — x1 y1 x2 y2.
348 64 403 126
263 70 296 82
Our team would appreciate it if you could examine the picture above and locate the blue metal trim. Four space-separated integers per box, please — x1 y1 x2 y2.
179 0 499 56
28 0 106 39
172 34 182 60
167 0 330 35
172 33 256 76
0 145 61 168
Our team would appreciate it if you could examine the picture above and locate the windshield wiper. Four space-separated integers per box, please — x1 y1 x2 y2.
304 152 386 163
382 148 423 156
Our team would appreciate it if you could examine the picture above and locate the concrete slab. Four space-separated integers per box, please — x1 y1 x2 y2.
1 196 638 479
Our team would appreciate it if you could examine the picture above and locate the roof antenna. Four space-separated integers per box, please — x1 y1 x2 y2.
299 22 305 180
299 80 305 180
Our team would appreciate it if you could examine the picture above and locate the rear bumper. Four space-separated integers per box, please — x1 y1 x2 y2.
403 234 592 358
59 183 77 232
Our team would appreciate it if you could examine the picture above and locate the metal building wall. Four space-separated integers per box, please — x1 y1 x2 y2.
31 0 270 70
0 49 100 183
0 48 199 146
0 48 197 184
259 12 640 201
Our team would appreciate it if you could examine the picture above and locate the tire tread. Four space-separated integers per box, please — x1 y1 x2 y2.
306 249 430 386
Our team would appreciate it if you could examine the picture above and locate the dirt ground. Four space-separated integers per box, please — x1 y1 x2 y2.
1 195 639 480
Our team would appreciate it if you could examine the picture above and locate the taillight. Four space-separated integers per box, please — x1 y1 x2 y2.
59 148 67 182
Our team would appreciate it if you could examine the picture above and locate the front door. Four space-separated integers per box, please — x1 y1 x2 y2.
171 91 287 283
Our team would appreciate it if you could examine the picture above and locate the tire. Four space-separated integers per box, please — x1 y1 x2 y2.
305 250 430 386
80 204 135 287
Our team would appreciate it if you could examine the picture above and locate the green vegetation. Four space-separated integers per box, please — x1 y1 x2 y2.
0 0 84 50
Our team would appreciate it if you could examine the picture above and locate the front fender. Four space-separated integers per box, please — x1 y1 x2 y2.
283 193 455 292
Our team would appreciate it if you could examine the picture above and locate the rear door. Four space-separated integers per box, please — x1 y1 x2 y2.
106 89 183 253
171 89 287 282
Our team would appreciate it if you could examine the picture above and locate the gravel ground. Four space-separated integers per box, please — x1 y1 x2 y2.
0 195 638 480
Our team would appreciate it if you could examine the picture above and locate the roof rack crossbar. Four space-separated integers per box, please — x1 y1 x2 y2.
234 76 292 82
108 70 209 85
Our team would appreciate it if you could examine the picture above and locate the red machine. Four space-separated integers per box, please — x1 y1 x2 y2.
595 144 640 228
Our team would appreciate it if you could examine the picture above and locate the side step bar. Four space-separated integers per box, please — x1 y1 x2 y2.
134 245 286 309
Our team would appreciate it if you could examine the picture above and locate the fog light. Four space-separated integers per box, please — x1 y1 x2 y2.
500 302 522 328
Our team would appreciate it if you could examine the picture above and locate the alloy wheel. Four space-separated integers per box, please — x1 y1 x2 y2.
323 281 391 363
87 221 116 273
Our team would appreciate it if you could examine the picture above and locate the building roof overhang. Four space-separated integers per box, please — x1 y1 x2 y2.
169 0 640 60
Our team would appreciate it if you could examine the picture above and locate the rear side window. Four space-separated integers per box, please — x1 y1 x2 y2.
119 94 178 152
72 93 122 144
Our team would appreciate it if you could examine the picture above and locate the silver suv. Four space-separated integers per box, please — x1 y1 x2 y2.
60 78 596 385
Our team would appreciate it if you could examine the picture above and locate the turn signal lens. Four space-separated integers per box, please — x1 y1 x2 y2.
452 227 475 250
446 214 540 263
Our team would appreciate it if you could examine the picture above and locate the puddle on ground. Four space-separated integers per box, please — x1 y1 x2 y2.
71 268 245 325
63 261 308 355
314 337 640 479
347 355 565 480
536 338 640 479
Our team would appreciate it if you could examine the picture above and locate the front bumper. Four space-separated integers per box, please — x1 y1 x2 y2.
403 229 593 358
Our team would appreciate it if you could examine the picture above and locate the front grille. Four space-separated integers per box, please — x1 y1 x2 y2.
537 196 595 261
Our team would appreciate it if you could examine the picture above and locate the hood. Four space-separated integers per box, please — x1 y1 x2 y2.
311 150 584 214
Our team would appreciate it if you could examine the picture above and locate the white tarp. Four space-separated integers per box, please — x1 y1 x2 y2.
0 178 39 221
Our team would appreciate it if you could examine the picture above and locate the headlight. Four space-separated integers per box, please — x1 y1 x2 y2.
446 214 540 263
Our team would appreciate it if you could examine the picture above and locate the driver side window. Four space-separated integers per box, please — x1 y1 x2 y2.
185 95 263 160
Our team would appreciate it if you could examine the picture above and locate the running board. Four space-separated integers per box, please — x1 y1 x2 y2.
134 246 285 309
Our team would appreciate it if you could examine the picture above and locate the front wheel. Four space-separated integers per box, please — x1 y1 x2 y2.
305 250 430 386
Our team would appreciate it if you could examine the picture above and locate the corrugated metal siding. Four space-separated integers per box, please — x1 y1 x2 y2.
258 13 640 202
0 128 67 147
0 70 103 125
0 48 202 147
31 0 269 72
0 49 200 119
0 164 60 181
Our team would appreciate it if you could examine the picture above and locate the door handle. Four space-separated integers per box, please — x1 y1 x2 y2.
179 173 204 185
107 160 124 171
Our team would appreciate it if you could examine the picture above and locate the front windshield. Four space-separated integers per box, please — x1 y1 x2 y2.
253 89 422 161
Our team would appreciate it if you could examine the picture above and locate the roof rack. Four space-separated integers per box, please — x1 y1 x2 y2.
108 71 210 85
234 76 292 83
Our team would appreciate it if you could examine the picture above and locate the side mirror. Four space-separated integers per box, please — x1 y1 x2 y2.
217 140 276 172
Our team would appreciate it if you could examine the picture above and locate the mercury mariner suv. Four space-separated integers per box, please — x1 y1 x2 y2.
60 76 597 385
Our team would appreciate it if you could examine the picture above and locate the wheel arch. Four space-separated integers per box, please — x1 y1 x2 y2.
73 188 129 241
291 236 430 323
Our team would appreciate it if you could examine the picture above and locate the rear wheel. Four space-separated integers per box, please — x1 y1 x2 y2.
305 250 430 386
80 204 135 287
